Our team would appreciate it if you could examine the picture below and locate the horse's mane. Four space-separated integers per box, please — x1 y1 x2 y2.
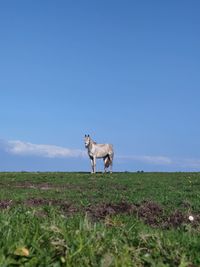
89 137 97 144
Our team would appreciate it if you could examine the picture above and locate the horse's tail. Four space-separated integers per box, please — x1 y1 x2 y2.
105 156 110 168
105 153 114 168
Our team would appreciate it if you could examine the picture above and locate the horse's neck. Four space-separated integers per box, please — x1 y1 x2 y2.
88 140 96 151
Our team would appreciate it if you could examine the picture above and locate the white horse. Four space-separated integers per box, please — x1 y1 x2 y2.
84 135 114 174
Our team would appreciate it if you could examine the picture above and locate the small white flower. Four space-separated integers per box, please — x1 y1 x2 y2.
188 215 194 221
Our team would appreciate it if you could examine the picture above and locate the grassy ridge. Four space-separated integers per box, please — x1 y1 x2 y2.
0 172 200 266
1 172 200 210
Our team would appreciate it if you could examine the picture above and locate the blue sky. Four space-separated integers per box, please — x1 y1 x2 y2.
0 1 200 172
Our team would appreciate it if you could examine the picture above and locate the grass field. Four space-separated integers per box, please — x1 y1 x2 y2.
0 172 200 266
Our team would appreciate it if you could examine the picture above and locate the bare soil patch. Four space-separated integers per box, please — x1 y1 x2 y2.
1 198 200 228
86 201 137 220
137 201 164 227
10 181 129 192
13 182 75 190
24 198 65 206
86 200 200 228
0 200 13 209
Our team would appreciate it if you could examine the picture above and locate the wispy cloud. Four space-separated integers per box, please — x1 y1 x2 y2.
175 158 200 168
4 140 86 158
1 138 200 170
1 140 172 165
117 155 172 165
117 155 200 169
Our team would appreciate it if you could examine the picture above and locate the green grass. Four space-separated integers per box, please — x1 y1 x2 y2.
0 172 200 266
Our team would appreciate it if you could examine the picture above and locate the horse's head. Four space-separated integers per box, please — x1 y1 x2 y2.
84 134 91 148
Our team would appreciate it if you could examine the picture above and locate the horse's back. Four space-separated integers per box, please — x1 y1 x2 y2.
98 143 113 152
93 143 113 158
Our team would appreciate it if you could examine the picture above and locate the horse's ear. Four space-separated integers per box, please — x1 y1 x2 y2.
88 134 90 137
85 134 87 137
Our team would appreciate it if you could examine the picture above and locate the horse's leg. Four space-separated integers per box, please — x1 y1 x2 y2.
110 162 113 174
93 157 96 173
103 158 107 173
109 153 114 174
90 158 94 174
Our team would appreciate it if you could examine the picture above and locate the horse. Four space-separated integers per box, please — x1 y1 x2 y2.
84 135 114 174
